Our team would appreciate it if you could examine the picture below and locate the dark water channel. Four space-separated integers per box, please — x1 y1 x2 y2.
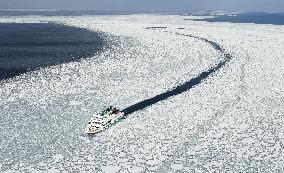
122 28 232 116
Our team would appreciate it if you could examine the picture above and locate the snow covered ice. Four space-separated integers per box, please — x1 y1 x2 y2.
0 15 284 172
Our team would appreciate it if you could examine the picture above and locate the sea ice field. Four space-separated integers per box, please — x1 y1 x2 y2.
0 15 284 172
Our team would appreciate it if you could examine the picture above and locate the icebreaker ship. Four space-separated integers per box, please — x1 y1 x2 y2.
84 106 124 134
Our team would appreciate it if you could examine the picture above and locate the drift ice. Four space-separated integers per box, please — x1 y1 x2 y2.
84 106 124 134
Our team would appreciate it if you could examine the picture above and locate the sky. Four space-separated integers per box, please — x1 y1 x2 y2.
0 0 283 12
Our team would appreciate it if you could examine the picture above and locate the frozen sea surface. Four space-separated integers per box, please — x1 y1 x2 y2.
0 15 284 172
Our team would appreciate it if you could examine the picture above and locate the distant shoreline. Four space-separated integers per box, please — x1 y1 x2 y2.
187 12 284 25
0 9 135 16
0 10 283 16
